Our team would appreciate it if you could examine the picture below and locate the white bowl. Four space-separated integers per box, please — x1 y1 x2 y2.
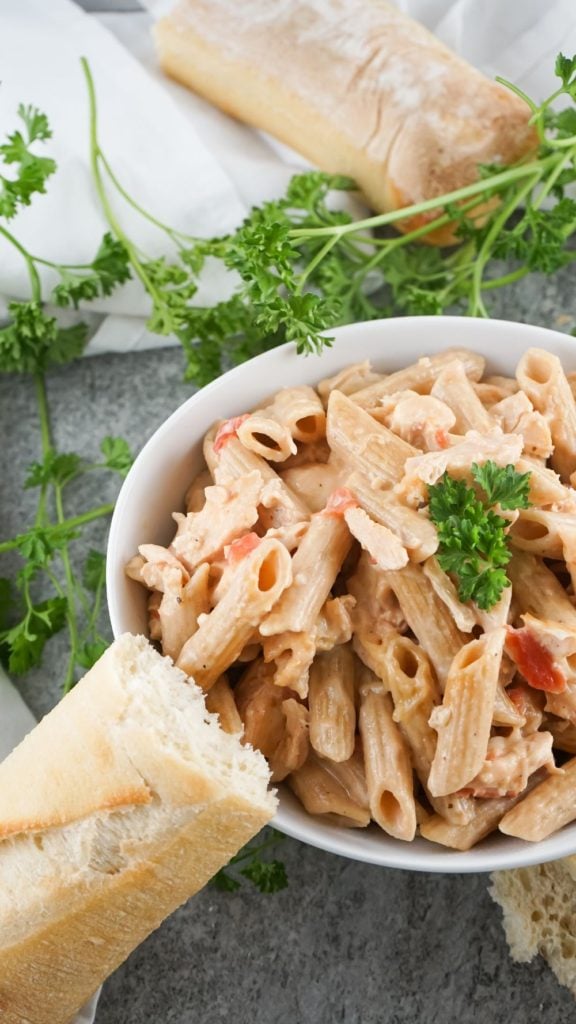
108 315 576 873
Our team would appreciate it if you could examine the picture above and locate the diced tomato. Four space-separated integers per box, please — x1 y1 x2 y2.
505 627 566 694
321 487 359 518
434 428 451 449
213 415 250 452
226 532 261 565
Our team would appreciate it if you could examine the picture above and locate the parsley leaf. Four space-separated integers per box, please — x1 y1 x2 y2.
210 830 287 894
83 549 106 593
1 597 67 675
100 436 133 477
239 858 288 894
428 462 532 610
0 104 56 218
0 302 88 374
471 462 531 510
25 451 84 489
52 233 132 308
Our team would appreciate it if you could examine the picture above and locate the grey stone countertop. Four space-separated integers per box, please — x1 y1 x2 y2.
3 0 576 1019
3 270 576 1024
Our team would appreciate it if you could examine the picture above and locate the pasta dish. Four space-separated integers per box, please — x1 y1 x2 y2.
125 346 576 851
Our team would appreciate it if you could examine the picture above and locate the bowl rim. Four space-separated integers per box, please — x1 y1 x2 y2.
107 314 576 873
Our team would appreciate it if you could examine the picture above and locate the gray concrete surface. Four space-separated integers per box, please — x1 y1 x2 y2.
3 0 576 1019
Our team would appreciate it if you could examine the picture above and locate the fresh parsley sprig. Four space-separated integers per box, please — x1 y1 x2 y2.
77 53 576 383
212 829 288 894
428 462 531 610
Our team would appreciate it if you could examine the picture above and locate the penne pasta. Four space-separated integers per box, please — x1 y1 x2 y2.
206 432 310 528
351 349 485 409
420 795 519 851
130 347 576 852
382 634 474 825
508 551 576 627
269 386 326 443
358 670 417 841
317 361 384 402
384 562 468 689
327 389 417 487
205 673 243 735
289 751 370 827
499 757 576 842
431 360 493 434
308 644 356 762
347 471 438 562
280 462 342 513
516 347 576 481
177 538 292 689
236 412 297 462
428 629 506 797
260 511 352 637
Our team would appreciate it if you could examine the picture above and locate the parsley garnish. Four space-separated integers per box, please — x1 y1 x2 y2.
428 462 531 610
212 830 288 895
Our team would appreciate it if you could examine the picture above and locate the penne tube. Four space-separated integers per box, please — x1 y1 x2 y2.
308 644 356 762
420 795 519 851
384 562 468 689
204 673 243 735
158 562 211 662
545 678 576 725
508 551 576 627
205 433 310 528
428 629 506 797
509 508 576 560
358 674 417 841
269 698 309 782
492 679 526 728
321 742 369 809
422 556 477 633
382 635 474 825
516 347 576 481
327 389 417 487
234 659 286 759
260 511 352 637
184 468 213 513
280 462 342 513
236 412 297 462
176 538 292 689
280 437 331 469
431 360 493 433
516 457 572 507
347 471 438 562
499 757 576 842
317 361 384 403
314 594 356 651
269 386 326 443
351 349 485 409
289 751 371 827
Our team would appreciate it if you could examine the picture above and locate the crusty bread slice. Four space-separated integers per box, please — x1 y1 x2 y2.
0 634 276 1024
490 859 576 996
154 0 536 244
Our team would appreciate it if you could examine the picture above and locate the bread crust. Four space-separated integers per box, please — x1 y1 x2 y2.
154 0 536 243
0 636 275 1023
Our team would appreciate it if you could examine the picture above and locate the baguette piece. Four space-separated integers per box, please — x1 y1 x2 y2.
490 859 576 997
155 0 535 244
0 634 276 1024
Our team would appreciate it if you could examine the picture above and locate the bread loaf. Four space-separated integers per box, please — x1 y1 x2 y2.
0 634 276 1024
154 0 536 244
490 859 576 998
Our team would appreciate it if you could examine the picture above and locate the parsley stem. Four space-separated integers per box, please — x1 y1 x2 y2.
289 158 553 240
297 235 340 292
0 225 42 302
0 504 114 555
81 58 169 316
468 172 541 317
34 373 52 528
